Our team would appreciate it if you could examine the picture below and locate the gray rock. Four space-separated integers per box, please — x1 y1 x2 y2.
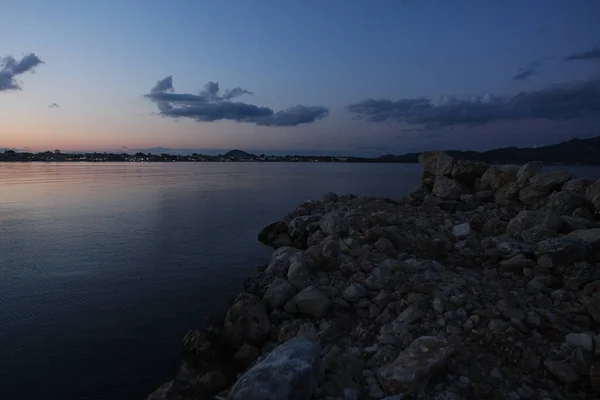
534 236 588 267
264 279 297 309
573 207 596 221
320 192 339 203
452 222 472 239
292 286 331 318
289 215 322 238
377 336 454 396
585 179 600 213
562 178 593 196
565 333 593 352
227 338 321 400
496 182 522 204
545 191 584 215
419 151 455 176
233 343 260 367
502 164 520 184
287 255 311 289
520 227 557 244
451 160 488 185
342 283 368 303
567 228 600 260
543 358 580 383
517 161 543 184
506 210 562 239
410 182 431 201
222 293 271 348
529 171 572 192
432 176 469 200
320 211 350 235
488 319 508 331
480 167 501 190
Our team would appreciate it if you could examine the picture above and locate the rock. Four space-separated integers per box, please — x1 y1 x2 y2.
320 211 350 235
586 292 600 323
545 191 584 215
377 336 454 396
518 185 548 206
452 222 472 239
496 182 522 204
321 192 339 202
572 207 596 221
560 215 596 233
517 161 543 184
506 210 562 239
567 228 600 260
451 160 488 185
289 215 322 238
419 152 455 176
264 279 297 309
287 256 311 289
488 319 508 331
562 178 593 196
529 171 572 192
200 371 228 393
565 333 594 352
292 286 331 318
585 179 600 213
480 167 501 190
410 182 431 201
343 283 368 303
500 254 535 272
432 176 469 200
227 338 321 400
233 343 260 366
543 358 580 383
534 236 588 268
222 293 271 348
520 227 557 244
502 165 520 184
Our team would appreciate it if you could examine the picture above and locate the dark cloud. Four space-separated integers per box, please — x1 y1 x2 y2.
565 45 600 61
48 103 60 108
0 53 44 92
347 76 600 129
146 76 329 127
513 59 543 80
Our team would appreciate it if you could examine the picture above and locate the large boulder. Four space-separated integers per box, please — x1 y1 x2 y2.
502 165 520 184
518 185 547 206
222 293 271 348
419 152 455 176
410 182 431 201
506 210 562 240
517 161 543 184
451 160 488 186
495 182 522 204
377 336 455 396
545 191 584 215
562 178 593 197
320 211 350 235
432 176 469 200
586 179 600 213
288 215 322 238
480 167 501 190
227 338 321 400
567 228 600 261
535 236 588 268
263 279 297 309
528 171 572 192
288 285 331 318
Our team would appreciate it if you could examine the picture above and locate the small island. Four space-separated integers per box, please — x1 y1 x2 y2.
2 135 600 165
148 152 600 400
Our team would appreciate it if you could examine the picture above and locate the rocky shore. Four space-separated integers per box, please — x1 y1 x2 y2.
148 152 600 400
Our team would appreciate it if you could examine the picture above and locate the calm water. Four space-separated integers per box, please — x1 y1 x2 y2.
1 162 599 400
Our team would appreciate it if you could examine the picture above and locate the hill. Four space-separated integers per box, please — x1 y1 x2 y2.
378 135 600 165
222 149 255 158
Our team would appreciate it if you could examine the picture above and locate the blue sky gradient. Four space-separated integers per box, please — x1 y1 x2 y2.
2 0 600 155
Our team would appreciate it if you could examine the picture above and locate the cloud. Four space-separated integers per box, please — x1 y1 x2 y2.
48 103 60 108
513 59 543 80
347 76 600 129
565 44 600 61
0 53 44 92
146 76 329 127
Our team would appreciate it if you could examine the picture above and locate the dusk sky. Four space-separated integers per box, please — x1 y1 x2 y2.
2 0 600 156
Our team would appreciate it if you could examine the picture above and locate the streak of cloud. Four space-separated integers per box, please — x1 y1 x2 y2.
48 103 60 108
347 76 600 129
0 53 44 92
513 59 543 80
565 44 600 61
146 76 329 127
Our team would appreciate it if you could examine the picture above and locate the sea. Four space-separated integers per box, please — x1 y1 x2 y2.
1 162 599 400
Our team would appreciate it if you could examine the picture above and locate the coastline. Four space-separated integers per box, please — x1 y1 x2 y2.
148 152 600 400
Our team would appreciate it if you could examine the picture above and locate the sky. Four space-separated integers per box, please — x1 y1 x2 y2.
1 0 600 156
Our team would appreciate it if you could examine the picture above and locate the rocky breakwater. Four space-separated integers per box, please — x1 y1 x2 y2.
149 152 600 400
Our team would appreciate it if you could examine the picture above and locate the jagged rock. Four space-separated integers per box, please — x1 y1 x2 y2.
291 285 331 318
432 176 469 200
343 283 368 303
480 167 501 190
419 152 455 176
544 358 580 383
500 254 535 272
517 161 543 184
534 236 588 268
289 215 322 238
320 211 350 235
377 336 454 396
200 371 228 393
562 178 593 196
545 191 584 215
227 338 321 400
321 192 339 202
586 179 600 213
586 292 600 323
233 343 260 367
565 333 594 352
410 182 431 201
451 160 488 186
529 171 573 192
287 255 311 289
452 222 472 239
222 293 271 349
518 185 547 206
496 182 522 204
263 279 297 309
521 227 557 244
573 207 596 221
506 210 562 239
567 228 600 260
560 215 597 233
502 165 520 184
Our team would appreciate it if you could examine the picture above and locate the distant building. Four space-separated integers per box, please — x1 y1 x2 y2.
54 149 61 155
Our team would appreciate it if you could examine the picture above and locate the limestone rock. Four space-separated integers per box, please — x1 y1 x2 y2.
410 182 431 201
544 358 580 383
451 160 488 186
377 336 454 396
529 171 572 192
419 152 455 176
480 167 501 190
287 255 311 289
495 183 522 204
264 279 297 309
545 191 584 215
534 236 588 268
432 176 469 200
452 222 472 239
227 338 321 400
320 211 350 235
343 283 368 303
222 294 271 349
585 179 600 213
517 161 543 184
289 215 322 238
506 210 562 239
292 285 331 318
567 228 600 260
562 178 593 196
